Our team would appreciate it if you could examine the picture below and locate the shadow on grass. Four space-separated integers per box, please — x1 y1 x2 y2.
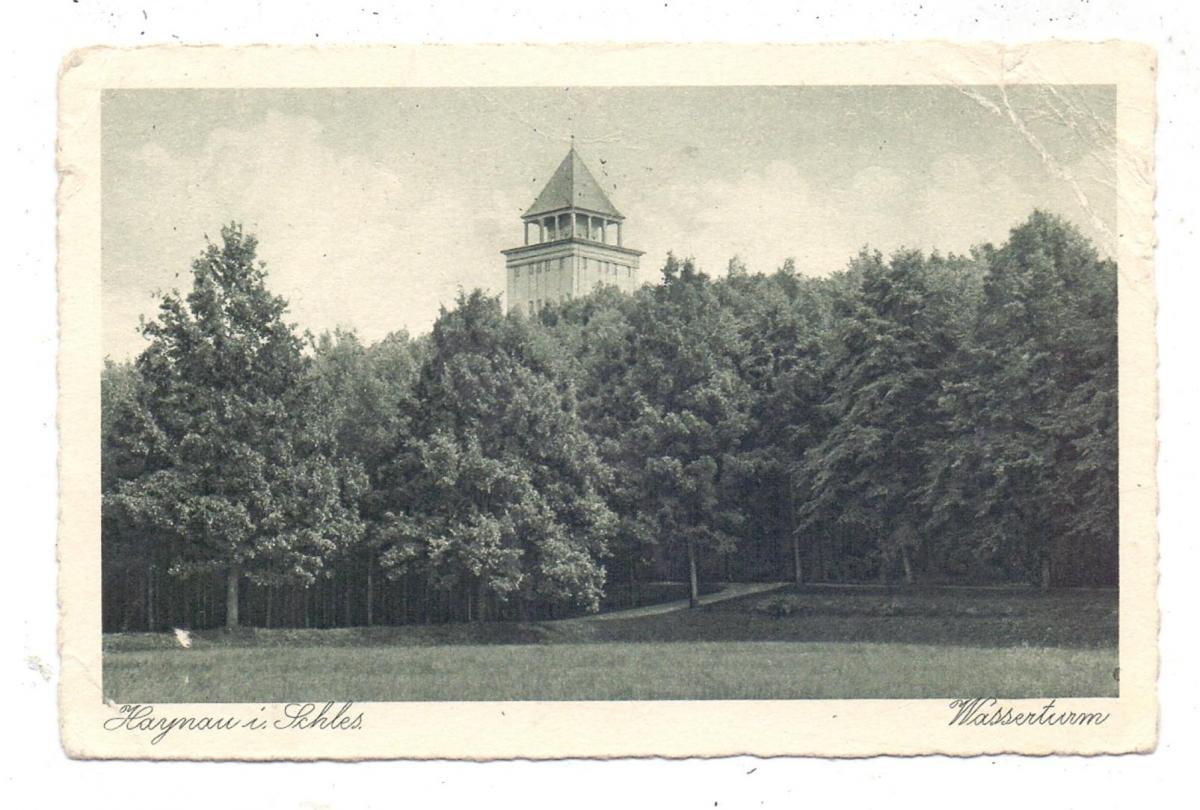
104 583 1117 653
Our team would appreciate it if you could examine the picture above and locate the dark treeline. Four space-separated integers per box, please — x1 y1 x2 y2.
102 211 1118 632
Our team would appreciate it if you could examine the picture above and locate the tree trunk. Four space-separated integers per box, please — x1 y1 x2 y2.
1040 556 1052 590
792 534 803 586
687 539 699 609
120 569 134 632
630 547 640 607
365 558 374 627
146 564 156 631
225 564 241 630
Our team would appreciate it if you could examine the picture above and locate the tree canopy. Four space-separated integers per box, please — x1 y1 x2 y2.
103 225 364 628
101 211 1119 631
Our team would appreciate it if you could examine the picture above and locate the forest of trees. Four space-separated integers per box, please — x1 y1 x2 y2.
101 212 1118 632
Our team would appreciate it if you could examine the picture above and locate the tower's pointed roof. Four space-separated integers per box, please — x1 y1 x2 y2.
524 147 623 220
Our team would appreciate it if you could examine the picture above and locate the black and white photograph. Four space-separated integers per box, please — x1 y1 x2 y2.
51 40 1159 760
97 82 1122 702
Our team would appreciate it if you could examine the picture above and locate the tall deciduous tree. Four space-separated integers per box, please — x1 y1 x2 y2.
377 291 615 620
796 249 965 584
103 224 364 629
940 211 1118 587
720 267 833 585
607 256 751 606
102 358 172 630
311 328 423 624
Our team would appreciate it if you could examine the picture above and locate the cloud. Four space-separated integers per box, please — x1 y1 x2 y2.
104 110 521 358
634 160 840 278
636 159 929 278
632 150 1110 286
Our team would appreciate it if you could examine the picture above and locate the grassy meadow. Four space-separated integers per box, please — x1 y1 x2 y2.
103 584 1119 703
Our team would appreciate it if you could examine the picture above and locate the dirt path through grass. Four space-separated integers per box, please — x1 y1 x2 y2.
573 581 790 621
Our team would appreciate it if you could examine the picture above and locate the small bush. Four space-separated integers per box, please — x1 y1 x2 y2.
755 597 799 619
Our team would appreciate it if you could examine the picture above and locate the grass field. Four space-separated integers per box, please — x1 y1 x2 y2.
103 584 1119 702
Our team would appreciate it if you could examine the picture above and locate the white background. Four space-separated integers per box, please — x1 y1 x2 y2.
4 2 1196 807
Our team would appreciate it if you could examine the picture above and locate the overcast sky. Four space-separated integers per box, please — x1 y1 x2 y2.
101 85 1116 359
